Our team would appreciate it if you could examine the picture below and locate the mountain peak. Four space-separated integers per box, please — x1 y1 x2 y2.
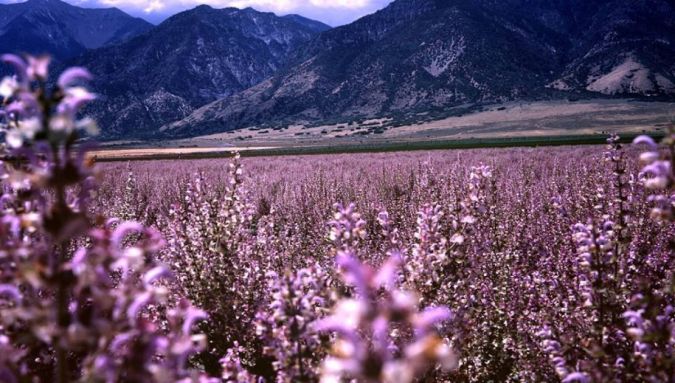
26 0 63 4
192 4 214 12
70 5 330 138
23 0 69 8
0 0 152 59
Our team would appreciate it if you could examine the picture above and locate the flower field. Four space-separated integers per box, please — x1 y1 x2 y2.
0 58 673 382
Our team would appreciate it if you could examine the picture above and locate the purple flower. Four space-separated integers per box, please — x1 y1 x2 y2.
111 221 145 246
127 291 153 318
0 285 22 304
57 86 96 118
143 265 174 286
413 306 452 335
182 306 208 335
318 234 456 383
632 135 657 148
26 56 50 81
57 67 92 89
562 372 590 383
1 54 27 81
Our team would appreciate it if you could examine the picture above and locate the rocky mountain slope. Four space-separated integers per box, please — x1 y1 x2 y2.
549 0 675 95
164 0 675 138
71 5 330 138
0 0 152 60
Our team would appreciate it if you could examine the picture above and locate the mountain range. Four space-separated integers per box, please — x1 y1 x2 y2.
164 0 675 137
1 0 674 140
69 5 330 137
0 0 152 61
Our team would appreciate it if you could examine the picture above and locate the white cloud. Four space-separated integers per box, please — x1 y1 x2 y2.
142 0 165 12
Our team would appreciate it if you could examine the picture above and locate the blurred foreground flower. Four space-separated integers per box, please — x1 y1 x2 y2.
0 54 210 382
317 205 458 383
633 133 674 221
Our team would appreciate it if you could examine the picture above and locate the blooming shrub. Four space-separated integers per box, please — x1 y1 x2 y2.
318 212 458 382
1 54 673 382
254 265 330 382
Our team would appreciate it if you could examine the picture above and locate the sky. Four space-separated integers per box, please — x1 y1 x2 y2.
4 0 394 26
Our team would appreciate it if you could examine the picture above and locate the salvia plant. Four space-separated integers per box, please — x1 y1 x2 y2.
0 55 211 382
317 203 458 383
1 55 673 383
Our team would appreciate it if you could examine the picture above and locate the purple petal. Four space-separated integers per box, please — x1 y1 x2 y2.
632 135 657 148
336 252 369 296
642 161 670 177
562 372 590 383
143 266 174 285
1 54 27 79
372 316 391 353
182 307 208 334
110 333 133 352
70 248 88 269
415 307 452 333
0 284 22 303
106 217 121 228
58 87 96 116
312 318 360 344
58 67 92 89
374 252 402 290
5 101 25 117
313 317 350 333
27 56 50 80
112 221 144 247
127 291 152 318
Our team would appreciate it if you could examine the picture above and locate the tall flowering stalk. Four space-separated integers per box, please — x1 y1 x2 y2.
163 153 274 374
535 134 674 382
406 165 490 303
115 162 141 221
317 203 457 383
633 132 674 222
624 131 675 381
0 55 209 382
564 218 631 380
254 266 331 382
406 203 447 291
315 252 457 383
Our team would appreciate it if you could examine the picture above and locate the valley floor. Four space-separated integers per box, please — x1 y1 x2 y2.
93 99 673 161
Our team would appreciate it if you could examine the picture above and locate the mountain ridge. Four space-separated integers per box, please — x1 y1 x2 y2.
68 5 330 138
0 0 152 60
162 0 675 138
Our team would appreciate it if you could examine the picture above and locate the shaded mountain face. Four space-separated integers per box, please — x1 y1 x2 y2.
164 0 675 138
71 5 330 138
282 14 332 34
0 0 152 60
